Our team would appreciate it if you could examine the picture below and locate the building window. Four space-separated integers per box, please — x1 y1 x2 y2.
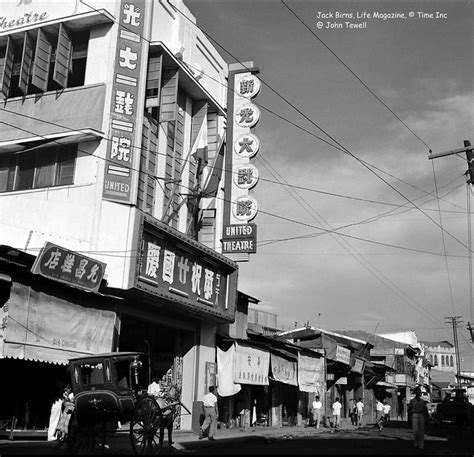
434 355 438 366
441 355 445 367
0 144 77 192
450 355 454 367
429 354 433 365
0 24 89 100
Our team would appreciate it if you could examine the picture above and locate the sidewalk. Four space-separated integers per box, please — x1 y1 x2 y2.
137 421 363 449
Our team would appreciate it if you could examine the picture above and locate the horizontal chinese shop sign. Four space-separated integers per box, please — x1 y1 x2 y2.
137 218 238 321
222 223 257 254
31 242 106 293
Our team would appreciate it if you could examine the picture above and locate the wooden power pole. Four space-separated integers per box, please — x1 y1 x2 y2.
429 140 474 343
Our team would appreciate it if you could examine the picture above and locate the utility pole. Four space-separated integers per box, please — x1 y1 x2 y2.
430 141 474 343
444 316 463 386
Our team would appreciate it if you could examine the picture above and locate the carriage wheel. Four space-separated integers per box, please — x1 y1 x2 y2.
130 397 163 455
67 412 101 455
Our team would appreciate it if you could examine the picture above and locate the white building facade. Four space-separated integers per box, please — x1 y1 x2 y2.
0 0 236 432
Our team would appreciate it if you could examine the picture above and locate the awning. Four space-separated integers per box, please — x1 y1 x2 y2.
376 381 399 389
233 342 270 385
1 281 116 365
0 129 104 154
150 42 226 116
271 353 297 386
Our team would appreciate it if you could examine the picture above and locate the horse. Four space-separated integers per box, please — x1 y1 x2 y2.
155 385 181 453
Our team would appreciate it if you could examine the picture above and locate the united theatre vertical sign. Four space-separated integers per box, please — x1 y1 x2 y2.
222 63 261 260
103 0 146 203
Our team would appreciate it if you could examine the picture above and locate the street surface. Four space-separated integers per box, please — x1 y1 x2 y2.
0 422 473 455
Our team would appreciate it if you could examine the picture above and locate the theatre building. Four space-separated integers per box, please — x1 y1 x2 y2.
0 0 236 433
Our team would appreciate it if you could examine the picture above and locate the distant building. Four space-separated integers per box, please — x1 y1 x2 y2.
247 307 280 336
420 341 456 372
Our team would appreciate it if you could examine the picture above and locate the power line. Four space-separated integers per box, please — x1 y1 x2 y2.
1 111 466 217
432 161 457 315
257 154 445 329
166 2 471 253
280 0 431 150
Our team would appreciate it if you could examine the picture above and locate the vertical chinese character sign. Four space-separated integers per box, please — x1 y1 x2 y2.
103 0 146 203
222 65 261 258
232 73 261 223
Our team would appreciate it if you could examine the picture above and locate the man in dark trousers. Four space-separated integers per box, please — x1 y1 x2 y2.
199 386 219 441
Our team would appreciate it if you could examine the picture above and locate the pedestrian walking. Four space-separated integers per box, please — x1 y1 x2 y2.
375 399 384 431
383 400 391 424
407 386 429 450
199 386 219 441
349 399 358 425
312 395 323 429
332 397 342 429
356 397 364 426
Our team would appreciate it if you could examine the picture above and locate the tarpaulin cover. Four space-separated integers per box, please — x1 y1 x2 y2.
2 282 116 365
217 345 241 397
233 342 269 385
270 353 297 386
298 353 325 393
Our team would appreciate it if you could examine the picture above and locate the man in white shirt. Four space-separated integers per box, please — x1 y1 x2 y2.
375 399 384 431
312 395 323 429
199 386 218 441
332 397 342 429
356 398 364 426
147 378 161 398
383 400 391 424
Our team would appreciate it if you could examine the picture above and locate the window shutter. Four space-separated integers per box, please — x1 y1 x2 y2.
145 54 162 109
1 36 15 99
31 28 52 92
159 69 179 122
191 101 207 148
19 31 34 95
53 23 72 89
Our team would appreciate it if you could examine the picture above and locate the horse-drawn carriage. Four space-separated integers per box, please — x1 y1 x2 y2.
63 352 189 454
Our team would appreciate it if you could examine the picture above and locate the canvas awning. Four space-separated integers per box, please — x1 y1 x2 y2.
1 281 116 365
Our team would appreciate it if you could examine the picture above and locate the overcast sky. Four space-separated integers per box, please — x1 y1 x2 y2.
187 0 474 369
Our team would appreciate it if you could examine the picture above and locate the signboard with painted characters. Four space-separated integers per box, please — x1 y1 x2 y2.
102 0 146 204
137 217 238 321
31 242 106 292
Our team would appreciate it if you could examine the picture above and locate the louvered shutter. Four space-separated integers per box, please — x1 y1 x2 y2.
0 37 15 99
145 54 162 109
31 28 52 92
191 101 207 148
19 32 34 95
159 69 179 122
53 24 72 88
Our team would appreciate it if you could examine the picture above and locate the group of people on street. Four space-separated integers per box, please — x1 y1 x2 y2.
311 396 394 430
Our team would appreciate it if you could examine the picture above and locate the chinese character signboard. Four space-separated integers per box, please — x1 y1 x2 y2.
222 223 257 254
222 64 261 260
103 0 146 203
298 353 325 393
233 343 269 385
137 218 238 321
31 242 106 292
351 358 365 374
335 345 351 365
270 353 297 386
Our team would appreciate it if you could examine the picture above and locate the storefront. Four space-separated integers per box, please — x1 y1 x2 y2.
105 215 238 430
0 246 118 436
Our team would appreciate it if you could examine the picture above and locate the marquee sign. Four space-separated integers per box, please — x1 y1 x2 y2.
137 218 238 320
102 0 146 204
222 67 261 258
